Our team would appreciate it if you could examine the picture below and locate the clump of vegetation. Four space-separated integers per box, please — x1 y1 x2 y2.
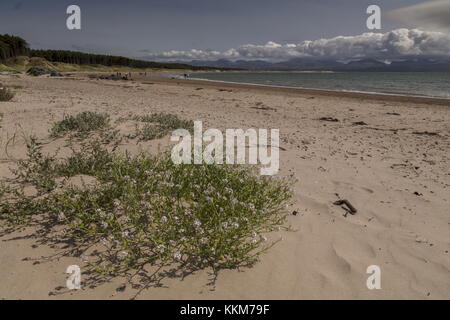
133 113 194 141
0 86 14 101
1 136 294 281
13 137 115 192
14 136 58 191
51 111 110 137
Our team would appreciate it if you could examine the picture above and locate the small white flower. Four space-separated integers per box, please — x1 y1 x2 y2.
121 231 130 238
117 251 128 260
193 219 202 228
160 216 168 223
199 237 208 244
57 212 65 221
173 252 182 260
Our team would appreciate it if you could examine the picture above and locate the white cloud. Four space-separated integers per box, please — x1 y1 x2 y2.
146 28 450 62
388 0 450 32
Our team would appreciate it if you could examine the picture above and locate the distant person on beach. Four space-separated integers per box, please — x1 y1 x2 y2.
184 73 189 79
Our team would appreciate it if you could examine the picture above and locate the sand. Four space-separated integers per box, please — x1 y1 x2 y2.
0 72 449 299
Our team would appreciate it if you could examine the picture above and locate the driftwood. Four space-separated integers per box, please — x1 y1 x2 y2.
319 117 339 122
333 199 357 215
413 131 440 137
251 106 277 111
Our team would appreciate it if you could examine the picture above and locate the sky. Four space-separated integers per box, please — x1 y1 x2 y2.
1 0 449 61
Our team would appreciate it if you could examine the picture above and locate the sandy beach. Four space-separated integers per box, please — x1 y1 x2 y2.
0 72 449 300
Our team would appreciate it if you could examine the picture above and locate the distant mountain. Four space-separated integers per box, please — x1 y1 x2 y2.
386 58 450 72
167 56 450 72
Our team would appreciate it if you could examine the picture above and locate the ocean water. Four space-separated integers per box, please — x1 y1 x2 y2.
192 72 450 98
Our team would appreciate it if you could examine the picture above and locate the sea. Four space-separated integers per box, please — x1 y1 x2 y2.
191 72 450 99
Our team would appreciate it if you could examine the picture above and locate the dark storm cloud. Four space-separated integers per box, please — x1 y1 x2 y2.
388 0 450 32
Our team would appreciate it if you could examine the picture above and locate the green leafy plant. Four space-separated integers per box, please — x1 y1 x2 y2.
14 136 58 191
1 109 294 293
50 111 110 137
133 113 194 141
2 136 294 281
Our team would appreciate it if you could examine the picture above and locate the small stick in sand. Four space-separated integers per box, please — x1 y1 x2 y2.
333 199 358 215
319 117 339 122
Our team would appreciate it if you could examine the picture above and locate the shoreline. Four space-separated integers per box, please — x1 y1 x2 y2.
132 74 450 107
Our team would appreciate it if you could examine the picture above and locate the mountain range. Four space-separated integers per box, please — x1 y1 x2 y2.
164 56 450 72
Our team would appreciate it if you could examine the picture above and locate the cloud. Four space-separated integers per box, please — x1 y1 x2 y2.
388 0 450 32
145 28 450 62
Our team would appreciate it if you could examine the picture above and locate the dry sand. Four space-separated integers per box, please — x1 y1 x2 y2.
0 72 449 299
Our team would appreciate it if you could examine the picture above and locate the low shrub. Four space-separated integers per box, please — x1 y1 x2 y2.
50 111 110 137
134 113 194 141
2 137 294 277
0 87 14 101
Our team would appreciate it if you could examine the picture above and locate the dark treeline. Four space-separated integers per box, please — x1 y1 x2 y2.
30 49 218 70
0 34 220 70
0 34 30 62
